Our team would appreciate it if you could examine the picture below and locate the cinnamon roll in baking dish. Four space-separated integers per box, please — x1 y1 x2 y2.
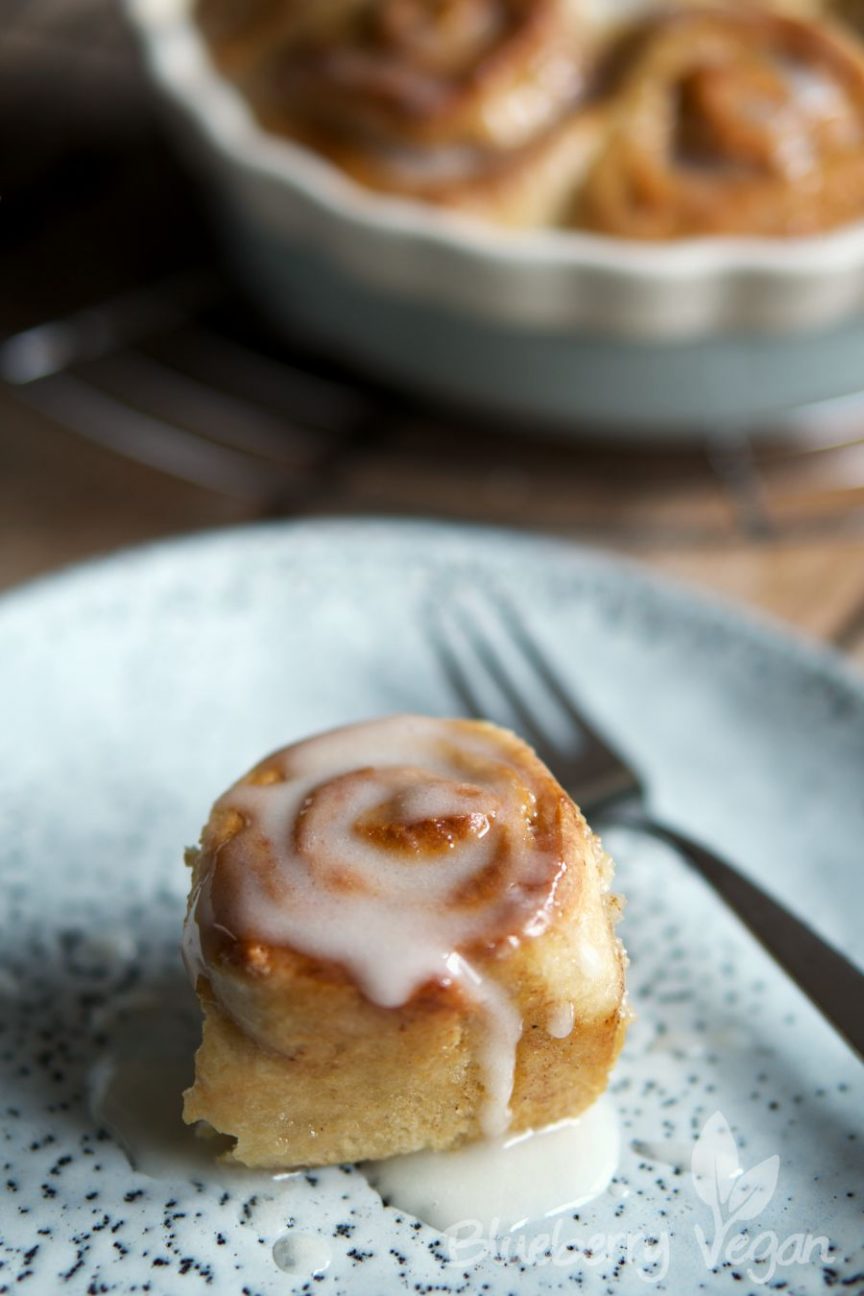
182 716 628 1169
580 8 864 238
195 0 864 236
196 0 605 226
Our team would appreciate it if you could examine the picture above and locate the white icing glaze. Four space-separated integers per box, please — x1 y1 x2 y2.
88 985 293 1188
185 715 572 1137
546 1000 575 1038
447 953 523 1137
362 1094 620 1234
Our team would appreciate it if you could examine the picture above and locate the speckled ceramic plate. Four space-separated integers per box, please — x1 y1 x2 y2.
0 519 861 1296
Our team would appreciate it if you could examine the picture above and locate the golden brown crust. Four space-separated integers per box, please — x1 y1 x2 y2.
579 7 864 237
184 871 628 1166
189 718 587 984
201 0 586 149
196 0 369 79
281 107 606 227
195 0 602 226
195 0 864 236
184 972 628 1167
182 715 628 1168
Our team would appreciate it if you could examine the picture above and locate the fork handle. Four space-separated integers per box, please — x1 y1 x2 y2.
608 813 864 1061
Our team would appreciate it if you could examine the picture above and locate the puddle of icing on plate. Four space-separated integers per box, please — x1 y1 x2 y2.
91 988 619 1244
88 985 294 1187
361 1094 620 1234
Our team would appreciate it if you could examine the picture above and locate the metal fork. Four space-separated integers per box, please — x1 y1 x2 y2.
430 594 864 1061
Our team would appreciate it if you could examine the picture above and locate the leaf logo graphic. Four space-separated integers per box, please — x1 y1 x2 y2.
725 1156 780 1224
692 1111 783 1274
691 1111 741 1210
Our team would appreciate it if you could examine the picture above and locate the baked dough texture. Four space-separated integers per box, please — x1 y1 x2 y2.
195 0 603 226
183 715 628 1168
194 0 864 236
580 8 864 238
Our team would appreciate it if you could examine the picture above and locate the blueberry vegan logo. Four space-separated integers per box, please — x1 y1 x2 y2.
444 1111 835 1283
691 1111 833 1285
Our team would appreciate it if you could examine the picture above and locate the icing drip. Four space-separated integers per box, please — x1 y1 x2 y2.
362 1094 620 1233
546 1001 575 1038
186 715 572 1136
447 953 523 1137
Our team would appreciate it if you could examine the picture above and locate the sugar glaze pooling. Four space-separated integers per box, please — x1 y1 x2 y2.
88 989 618 1244
362 1094 620 1234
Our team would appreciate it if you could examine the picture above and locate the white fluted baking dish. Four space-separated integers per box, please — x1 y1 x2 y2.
125 0 864 433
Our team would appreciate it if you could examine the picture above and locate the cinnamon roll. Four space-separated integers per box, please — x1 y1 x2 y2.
195 0 602 226
579 8 864 238
182 715 627 1169
197 0 373 79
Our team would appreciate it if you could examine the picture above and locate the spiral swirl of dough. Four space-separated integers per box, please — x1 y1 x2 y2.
185 715 583 1133
199 0 585 152
188 715 575 1000
579 8 864 238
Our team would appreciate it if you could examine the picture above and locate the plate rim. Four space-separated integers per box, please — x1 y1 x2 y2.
2 516 862 704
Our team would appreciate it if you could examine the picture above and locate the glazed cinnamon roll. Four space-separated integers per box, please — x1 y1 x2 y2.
195 0 602 225
183 715 627 1168
579 8 864 238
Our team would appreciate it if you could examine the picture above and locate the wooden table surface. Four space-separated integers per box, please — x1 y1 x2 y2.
2 1 864 669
